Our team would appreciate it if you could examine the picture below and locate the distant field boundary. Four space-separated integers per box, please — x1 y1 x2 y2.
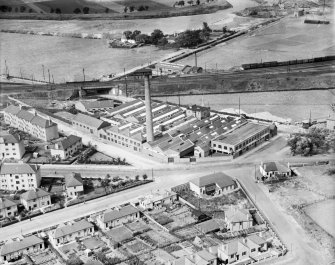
0 3 232 20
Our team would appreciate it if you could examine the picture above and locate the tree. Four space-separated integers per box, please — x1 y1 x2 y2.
135 33 150 44
178 1 185 6
83 7 89 14
142 174 148 180
135 175 140 181
29 8 33 13
222 26 228 33
50 8 54 13
129 6 135 12
15 7 18 12
66 257 83 265
124 6 128 13
196 0 200 5
150 29 164 45
73 8 81 14
0 5 9 12
20 5 26 12
55 8 61 14
105 7 109 13
123 30 132 39
187 0 194 5
137 5 145 11
157 37 168 46
145 5 149 10
175 29 203 48
131 30 141 39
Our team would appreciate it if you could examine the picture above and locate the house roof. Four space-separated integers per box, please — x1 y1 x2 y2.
79 100 115 110
54 220 93 239
0 134 21 144
225 208 251 223
222 239 249 256
262 162 290 173
196 219 220 234
65 173 83 187
195 249 216 261
101 205 139 223
84 260 104 265
20 188 50 202
54 135 81 150
3 105 21 115
248 234 266 246
190 172 235 189
0 197 17 210
0 163 38 175
0 235 44 256
73 113 110 130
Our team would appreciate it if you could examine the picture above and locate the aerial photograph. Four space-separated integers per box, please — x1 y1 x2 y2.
0 0 334 264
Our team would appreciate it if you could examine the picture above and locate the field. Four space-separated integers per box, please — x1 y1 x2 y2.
158 89 335 122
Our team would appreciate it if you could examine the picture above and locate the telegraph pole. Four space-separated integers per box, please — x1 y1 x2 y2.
83 68 85 83
42 65 45 81
124 68 128 97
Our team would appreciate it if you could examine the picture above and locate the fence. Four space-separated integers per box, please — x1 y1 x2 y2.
142 212 169 232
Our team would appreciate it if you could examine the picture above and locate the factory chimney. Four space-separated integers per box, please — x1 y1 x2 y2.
144 72 154 142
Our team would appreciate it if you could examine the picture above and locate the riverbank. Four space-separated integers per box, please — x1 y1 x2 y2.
0 2 232 21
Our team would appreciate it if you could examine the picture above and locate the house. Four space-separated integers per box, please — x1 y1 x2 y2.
72 113 110 136
75 100 115 113
20 188 51 211
50 135 82 160
0 163 41 191
259 162 291 180
3 105 59 141
211 122 271 156
169 249 217 265
218 238 250 264
326 117 335 131
136 190 178 210
0 235 45 262
224 208 253 232
189 172 237 196
186 105 210 120
194 142 211 158
0 133 25 160
0 197 18 219
96 205 140 230
65 173 84 197
49 219 94 246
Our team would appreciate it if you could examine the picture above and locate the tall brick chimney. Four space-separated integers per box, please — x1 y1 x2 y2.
144 74 154 142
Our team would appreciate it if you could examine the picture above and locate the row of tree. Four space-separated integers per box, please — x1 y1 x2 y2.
122 22 212 48
288 127 335 156
124 5 149 13
0 5 33 13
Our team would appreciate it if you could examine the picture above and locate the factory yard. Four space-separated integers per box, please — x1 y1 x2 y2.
265 165 335 262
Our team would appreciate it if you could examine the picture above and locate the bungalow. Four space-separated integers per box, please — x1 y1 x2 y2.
49 219 94 246
189 172 237 196
96 205 140 230
196 219 221 234
224 208 253 232
20 188 51 211
259 162 291 180
0 235 45 262
169 249 217 265
0 197 18 219
136 190 178 210
218 239 250 264
65 173 84 198
50 135 82 160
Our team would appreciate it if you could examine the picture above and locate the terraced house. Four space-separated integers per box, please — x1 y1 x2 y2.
50 135 82 160
97 205 140 230
49 220 94 246
3 105 59 141
0 235 45 262
0 163 41 191
20 188 51 211
0 133 25 160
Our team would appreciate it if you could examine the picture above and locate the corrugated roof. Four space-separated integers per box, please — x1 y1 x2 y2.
20 188 50 202
101 205 139 223
65 173 83 187
54 135 81 150
190 172 235 189
0 197 17 210
54 220 93 239
73 113 110 130
0 163 38 175
0 235 44 256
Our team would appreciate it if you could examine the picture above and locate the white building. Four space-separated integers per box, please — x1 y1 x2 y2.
3 105 59 141
20 188 51 211
136 190 178 210
0 163 41 191
75 100 115 113
50 135 82 160
0 236 45 262
0 197 18 219
0 133 25 160
259 162 291 180
49 220 94 246
65 173 84 198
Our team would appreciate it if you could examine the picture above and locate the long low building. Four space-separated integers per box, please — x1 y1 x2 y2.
211 122 272 156
3 105 59 141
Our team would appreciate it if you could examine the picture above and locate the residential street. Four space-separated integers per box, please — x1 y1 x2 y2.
1 165 331 264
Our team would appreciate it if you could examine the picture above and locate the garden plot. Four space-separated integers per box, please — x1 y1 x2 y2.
163 205 198 231
29 250 58 265
124 238 152 255
125 220 151 234
82 237 106 250
58 242 80 257
142 230 179 247
173 226 203 239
